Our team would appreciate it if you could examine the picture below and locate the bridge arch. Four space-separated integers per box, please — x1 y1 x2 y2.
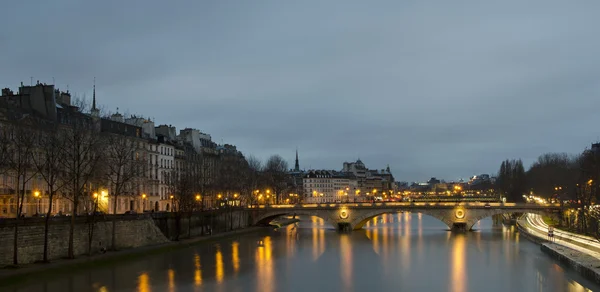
351 208 456 230
465 209 552 230
253 209 333 228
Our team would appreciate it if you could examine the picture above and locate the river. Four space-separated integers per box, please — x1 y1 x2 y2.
5 213 599 292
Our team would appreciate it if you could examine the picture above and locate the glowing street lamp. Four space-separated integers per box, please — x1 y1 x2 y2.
34 191 41 215
141 194 147 212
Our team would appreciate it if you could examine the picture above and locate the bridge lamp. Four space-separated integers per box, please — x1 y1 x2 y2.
339 207 349 219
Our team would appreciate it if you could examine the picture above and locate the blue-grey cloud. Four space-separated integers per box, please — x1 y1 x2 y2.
2 0 600 182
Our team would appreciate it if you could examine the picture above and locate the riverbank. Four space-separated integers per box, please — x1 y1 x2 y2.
0 226 271 288
517 216 600 284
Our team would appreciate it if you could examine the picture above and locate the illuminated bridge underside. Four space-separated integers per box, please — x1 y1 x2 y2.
250 202 561 232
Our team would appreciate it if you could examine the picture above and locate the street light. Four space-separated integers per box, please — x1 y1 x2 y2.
170 195 174 212
93 192 99 213
142 194 147 212
34 191 40 215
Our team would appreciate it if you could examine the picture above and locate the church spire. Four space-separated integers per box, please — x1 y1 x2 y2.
294 148 300 171
91 77 100 118
92 77 96 110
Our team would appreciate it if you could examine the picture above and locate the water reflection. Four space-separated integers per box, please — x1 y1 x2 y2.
194 253 202 286
256 236 274 292
5 214 600 292
167 269 175 292
340 234 353 290
138 272 150 292
451 235 467 292
232 241 240 274
215 246 224 283
311 217 325 260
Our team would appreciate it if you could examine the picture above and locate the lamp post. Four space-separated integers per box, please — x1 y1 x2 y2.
34 191 40 215
170 195 174 212
93 192 99 213
142 194 147 212
195 194 201 211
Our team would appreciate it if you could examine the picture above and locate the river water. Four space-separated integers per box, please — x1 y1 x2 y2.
6 213 599 292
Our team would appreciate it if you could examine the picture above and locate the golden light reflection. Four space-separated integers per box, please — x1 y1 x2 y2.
451 235 467 292
256 236 274 292
382 219 389 260
417 213 423 238
311 217 325 260
194 252 202 286
138 272 150 292
168 269 175 292
340 234 353 290
216 246 224 283
99 286 109 292
401 213 411 272
232 241 240 273
372 227 380 254
286 224 297 258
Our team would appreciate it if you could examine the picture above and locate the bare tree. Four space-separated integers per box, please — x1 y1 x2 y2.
246 155 263 205
58 116 104 259
264 155 289 204
103 133 146 250
5 119 38 266
526 153 578 199
574 149 600 235
31 126 68 262
167 163 195 240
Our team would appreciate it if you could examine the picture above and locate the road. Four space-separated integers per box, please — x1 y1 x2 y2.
521 213 600 256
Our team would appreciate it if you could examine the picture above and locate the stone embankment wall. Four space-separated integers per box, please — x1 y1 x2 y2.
0 215 168 266
152 209 251 240
541 244 600 284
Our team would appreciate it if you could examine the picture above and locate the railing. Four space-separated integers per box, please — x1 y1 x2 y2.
246 202 561 209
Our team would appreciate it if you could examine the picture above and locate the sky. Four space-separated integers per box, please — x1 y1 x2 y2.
2 1 600 182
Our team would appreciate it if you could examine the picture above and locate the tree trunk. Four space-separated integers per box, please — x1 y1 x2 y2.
13 219 19 265
68 198 77 259
43 192 54 262
88 201 98 256
111 195 118 250
13 179 22 266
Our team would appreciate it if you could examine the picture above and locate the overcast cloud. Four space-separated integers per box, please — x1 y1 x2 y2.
2 1 600 182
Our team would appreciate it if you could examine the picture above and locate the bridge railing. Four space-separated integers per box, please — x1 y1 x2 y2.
245 202 561 209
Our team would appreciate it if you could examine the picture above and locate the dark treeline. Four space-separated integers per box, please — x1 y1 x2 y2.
497 145 600 239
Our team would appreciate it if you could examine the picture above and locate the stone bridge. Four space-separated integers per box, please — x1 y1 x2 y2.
249 202 561 231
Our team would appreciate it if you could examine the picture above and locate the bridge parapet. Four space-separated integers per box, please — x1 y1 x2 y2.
249 203 560 232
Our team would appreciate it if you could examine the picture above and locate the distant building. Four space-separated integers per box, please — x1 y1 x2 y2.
303 170 356 203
